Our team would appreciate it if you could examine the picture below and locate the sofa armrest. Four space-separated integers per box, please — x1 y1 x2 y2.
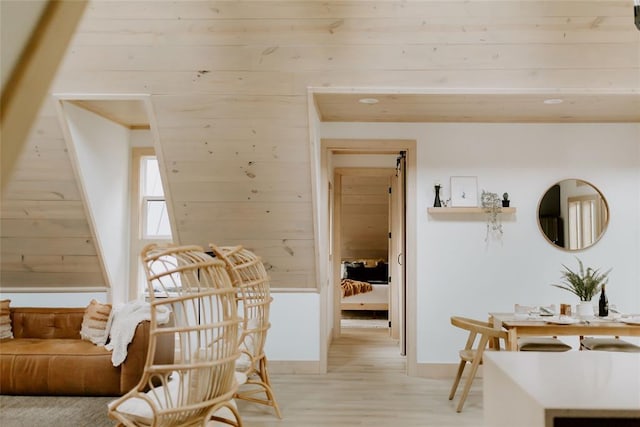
118 319 175 394
118 321 150 393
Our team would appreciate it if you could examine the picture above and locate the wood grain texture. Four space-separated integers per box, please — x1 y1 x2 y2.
0 328 481 426
1 0 88 193
2 0 638 291
238 327 484 425
341 173 391 261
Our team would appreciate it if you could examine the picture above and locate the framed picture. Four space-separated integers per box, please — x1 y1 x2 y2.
450 176 478 207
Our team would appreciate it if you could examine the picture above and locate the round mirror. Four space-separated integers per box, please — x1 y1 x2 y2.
538 179 609 251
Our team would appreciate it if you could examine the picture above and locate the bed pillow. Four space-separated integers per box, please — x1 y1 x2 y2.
0 299 13 339
80 299 112 345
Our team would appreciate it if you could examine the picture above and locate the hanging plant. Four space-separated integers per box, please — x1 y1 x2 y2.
481 190 503 243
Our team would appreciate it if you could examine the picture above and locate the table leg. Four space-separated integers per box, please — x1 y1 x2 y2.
507 328 518 351
488 315 499 349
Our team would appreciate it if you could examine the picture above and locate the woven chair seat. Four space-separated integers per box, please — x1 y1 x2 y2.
518 337 572 352
581 337 640 353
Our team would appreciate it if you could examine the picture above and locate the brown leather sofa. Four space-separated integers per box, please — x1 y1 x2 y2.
0 307 174 396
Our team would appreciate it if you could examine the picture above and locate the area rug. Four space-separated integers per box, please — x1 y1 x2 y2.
341 310 389 328
341 318 388 328
0 395 113 427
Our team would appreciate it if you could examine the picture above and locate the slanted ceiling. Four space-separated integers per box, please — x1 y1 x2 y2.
1 1 639 291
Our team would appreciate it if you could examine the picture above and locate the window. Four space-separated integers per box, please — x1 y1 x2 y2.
130 148 173 300
567 195 605 250
140 156 172 239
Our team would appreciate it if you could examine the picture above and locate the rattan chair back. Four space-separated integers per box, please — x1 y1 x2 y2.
208 244 281 418
108 244 242 427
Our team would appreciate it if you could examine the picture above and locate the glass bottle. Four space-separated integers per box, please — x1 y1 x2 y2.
598 284 608 317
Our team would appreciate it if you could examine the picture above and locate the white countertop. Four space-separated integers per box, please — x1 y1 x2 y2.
484 351 640 411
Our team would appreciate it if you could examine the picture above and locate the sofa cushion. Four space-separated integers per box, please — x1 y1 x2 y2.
10 307 84 339
0 338 122 396
0 300 12 339
80 299 112 345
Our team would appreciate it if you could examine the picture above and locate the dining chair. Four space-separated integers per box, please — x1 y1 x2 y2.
449 316 509 413
209 244 282 419
580 337 640 353
517 337 572 352
108 244 243 427
513 305 572 352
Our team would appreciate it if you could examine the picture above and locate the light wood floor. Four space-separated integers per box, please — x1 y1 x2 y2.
237 327 484 426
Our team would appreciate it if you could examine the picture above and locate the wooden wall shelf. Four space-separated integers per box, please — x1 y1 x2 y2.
427 207 516 214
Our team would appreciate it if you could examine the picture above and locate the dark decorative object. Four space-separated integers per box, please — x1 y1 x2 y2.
598 284 608 317
433 184 442 207
539 184 564 247
502 192 510 207
344 261 389 284
635 0 640 31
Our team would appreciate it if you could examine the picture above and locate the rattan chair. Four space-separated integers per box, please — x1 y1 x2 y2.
108 244 242 427
209 244 282 418
449 316 509 413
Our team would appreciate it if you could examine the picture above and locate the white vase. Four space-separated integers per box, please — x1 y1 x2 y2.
576 301 594 318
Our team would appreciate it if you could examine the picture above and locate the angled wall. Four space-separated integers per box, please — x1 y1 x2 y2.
62 101 131 304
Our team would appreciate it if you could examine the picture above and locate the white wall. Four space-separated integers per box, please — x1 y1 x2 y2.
1 290 320 363
130 129 153 147
6 120 637 368
266 292 320 361
322 122 640 363
64 102 131 305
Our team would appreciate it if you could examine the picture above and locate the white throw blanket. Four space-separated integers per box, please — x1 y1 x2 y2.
105 301 171 367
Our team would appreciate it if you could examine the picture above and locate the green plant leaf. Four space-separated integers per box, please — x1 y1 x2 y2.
550 257 611 302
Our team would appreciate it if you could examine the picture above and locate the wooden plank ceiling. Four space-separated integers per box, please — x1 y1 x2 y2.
314 92 640 123
1 1 639 290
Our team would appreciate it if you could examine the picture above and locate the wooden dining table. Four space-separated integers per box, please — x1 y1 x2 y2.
489 312 640 351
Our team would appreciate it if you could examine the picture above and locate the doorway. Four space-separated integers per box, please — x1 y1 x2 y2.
335 167 394 334
330 152 407 357
318 138 416 375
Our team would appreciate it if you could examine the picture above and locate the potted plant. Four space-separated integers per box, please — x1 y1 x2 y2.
502 192 510 207
551 258 611 317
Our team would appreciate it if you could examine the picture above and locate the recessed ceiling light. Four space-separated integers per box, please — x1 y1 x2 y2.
543 98 564 105
358 98 379 104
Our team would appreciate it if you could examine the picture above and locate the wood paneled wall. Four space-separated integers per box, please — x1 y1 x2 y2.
341 175 390 261
1 1 638 290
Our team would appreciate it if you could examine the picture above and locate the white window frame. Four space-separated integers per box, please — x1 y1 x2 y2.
141 195 172 240
130 148 173 300
567 195 601 250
